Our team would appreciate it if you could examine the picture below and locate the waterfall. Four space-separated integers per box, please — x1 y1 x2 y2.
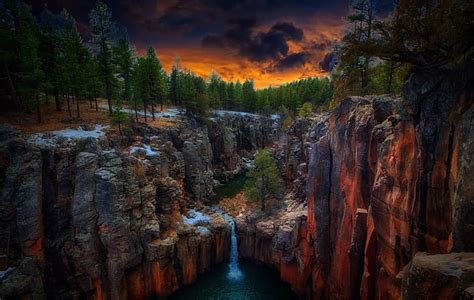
227 218 243 280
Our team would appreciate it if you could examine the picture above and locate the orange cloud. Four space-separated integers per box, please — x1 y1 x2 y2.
135 12 345 89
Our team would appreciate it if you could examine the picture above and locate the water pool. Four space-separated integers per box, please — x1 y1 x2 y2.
168 260 298 300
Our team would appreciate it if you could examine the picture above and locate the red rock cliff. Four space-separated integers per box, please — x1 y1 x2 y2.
238 67 474 299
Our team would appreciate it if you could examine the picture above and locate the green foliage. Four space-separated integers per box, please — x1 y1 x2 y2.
145 47 167 110
114 32 134 103
89 1 116 112
16 4 44 111
334 0 473 106
245 148 282 211
110 105 128 134
177 70 209 117
298 102 313 118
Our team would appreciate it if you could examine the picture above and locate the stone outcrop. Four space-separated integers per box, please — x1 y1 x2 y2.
400 252 474 299
238 65 474 299
208 115 280 181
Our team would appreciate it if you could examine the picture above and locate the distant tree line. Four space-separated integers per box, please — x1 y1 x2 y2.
0 1 334 123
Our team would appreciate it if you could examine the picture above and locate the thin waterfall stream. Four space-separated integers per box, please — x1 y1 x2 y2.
168 177 297 299
227 217 243 280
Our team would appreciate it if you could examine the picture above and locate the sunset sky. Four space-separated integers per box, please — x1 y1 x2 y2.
29 0 351 88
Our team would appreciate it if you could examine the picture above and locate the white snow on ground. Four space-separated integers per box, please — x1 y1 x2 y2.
100 104 184 118
27 124 108 146
129 144 159 157
183 209 211 225
196 226 211 235
212 109 280 120
0 267 14 281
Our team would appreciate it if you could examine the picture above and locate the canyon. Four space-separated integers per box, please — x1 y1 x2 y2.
0 65 473 299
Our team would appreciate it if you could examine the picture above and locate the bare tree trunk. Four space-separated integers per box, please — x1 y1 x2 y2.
118 121 122 135
143 100 147 123
106 81 112 114
36 95 42 124
89 95 93 108
151 104 155 121
66 94 72 118
4 61 20 110
76 94 80 118
134 102 138 123
93 83 98 112
54 85 61 111
160 100 163 111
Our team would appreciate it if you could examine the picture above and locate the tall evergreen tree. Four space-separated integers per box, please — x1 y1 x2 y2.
114 31 134 106
16 4 44 122
89 1 116 114
245 148 282 211
39 8 63 111
169 57 180 106
58 9 87 118
242 79 256 112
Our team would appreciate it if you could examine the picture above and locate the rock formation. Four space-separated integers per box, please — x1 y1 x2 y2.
0 115 277 299
236 65 474 299
0 64 472 299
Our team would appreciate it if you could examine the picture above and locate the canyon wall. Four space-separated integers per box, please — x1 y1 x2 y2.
237 66 474 299
0 115 278 299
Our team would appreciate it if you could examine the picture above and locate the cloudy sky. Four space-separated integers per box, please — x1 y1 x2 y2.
29 0 351 88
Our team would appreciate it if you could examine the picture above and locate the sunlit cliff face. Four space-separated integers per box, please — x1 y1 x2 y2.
30 0 348 88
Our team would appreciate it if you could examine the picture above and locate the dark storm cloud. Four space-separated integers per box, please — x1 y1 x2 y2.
270 22 303 41
273 52 309 71
319 51 339 72
202 18 305 64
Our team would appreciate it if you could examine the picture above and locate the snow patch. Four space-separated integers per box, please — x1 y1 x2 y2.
183 209 211 225
101 105 184 118
212 110 280 120
0 267 15 281
129 144 159 157
196 226 211 235
27 124 108 146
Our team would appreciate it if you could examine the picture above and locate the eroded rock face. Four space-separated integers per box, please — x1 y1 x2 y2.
238 66 474 299
0 114 279 299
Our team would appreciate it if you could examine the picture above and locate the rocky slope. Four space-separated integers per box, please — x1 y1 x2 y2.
0 114 279 299
236 65 474 299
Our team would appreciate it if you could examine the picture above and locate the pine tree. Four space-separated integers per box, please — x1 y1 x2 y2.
132 57 149 122
245 148 282 211
0 0 21 110
39 8 63 111
242 79 256 112
58 9 87 118
110 105 128 135
145 47 167 117
16 4 44 122
114 31 134 106
89 1 116 114
169 57 180 106
208 70 222 108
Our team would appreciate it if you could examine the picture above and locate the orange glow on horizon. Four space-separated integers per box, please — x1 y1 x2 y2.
135 12 345 89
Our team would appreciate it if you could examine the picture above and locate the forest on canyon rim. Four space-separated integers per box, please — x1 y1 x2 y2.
0 0 473 299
